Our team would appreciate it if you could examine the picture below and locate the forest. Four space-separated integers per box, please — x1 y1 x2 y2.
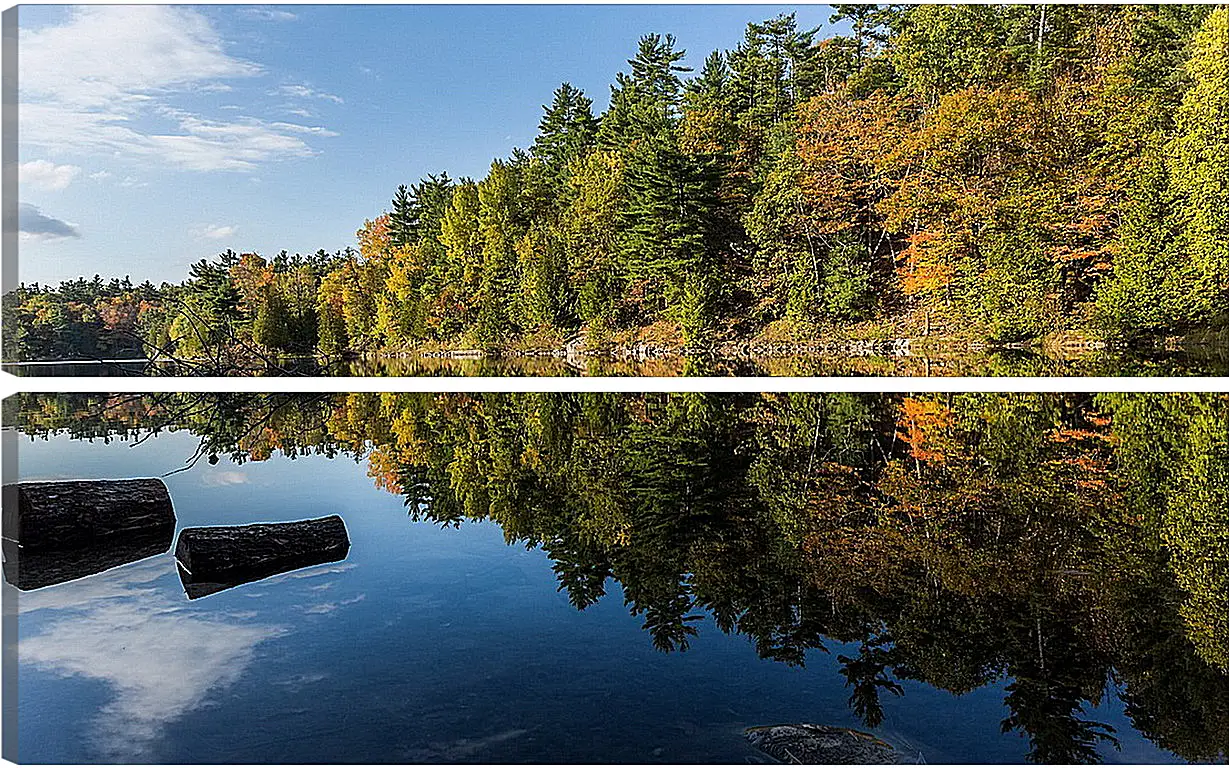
4 5 1227 364
9 390 1229 763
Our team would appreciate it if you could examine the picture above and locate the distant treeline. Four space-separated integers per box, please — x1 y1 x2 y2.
5 5 1227 362
1 250 351 363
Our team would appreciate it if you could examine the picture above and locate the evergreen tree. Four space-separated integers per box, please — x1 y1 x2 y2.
186 250 242 320
598 33 691 148
408 173 455 239
532 83 598 187
686 51 732 109
618 125 725 336
628 33 691 114
727 14 819 126
388 184 414 248
829 5 893 67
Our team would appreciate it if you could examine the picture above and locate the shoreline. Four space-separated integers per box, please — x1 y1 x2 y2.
386 333 1210 364
4 331 1224 372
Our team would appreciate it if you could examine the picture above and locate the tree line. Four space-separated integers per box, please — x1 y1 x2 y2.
5 5 1227 363
2 249 351 365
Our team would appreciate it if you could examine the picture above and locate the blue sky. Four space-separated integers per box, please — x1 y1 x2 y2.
18 4 843 286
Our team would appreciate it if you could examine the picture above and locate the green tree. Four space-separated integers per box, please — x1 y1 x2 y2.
388 184 415 249
1165 7 1229 329
475 161 525 346
532 83 598 188
252 288 292 350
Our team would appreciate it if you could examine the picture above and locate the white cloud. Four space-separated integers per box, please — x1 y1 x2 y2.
199 468 248 485
194 224 239 240
20 7 329 173
275 84 344 104
19 160 81 191
18 203 80 240
146 114 317 172
19 557 172 614
194 83 234 94
240 8 299 22
21 558 284 761
88 170 111 181
22 6 260 109
269 122 340 137
303 592 364 615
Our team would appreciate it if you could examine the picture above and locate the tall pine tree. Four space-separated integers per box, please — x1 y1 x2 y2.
532 83 598 187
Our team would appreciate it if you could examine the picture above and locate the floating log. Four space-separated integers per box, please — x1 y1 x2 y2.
745 724 910 764
3 478 175 550
2 479 176 590
175 515 350 599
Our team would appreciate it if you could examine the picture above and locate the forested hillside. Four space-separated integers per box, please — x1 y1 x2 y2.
6 5 1227 363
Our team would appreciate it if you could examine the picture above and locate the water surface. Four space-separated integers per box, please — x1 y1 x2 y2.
5 393 1227 763
4 343 1228 377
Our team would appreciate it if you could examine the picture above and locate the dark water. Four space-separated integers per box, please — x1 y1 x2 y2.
2 360 154 377
5 393 1228 763
4 342 1228 377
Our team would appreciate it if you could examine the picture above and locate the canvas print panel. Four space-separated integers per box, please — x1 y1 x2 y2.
3 392 1227 762
5 4 1228 376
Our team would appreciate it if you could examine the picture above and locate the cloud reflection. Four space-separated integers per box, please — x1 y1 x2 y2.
20 557 284 761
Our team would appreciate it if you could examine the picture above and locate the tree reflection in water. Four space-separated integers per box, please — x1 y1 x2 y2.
8 391 1228 763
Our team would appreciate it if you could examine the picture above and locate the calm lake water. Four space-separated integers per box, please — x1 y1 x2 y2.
4 343 1228 377
5 393 1227 763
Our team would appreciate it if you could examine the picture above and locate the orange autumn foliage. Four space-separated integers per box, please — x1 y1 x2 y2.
896 396 955 464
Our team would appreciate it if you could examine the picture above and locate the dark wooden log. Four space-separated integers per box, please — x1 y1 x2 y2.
2 479 176 590
3 478 175 551
175 515 350 599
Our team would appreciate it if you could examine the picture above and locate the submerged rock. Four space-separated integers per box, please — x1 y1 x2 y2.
745 724 909 764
